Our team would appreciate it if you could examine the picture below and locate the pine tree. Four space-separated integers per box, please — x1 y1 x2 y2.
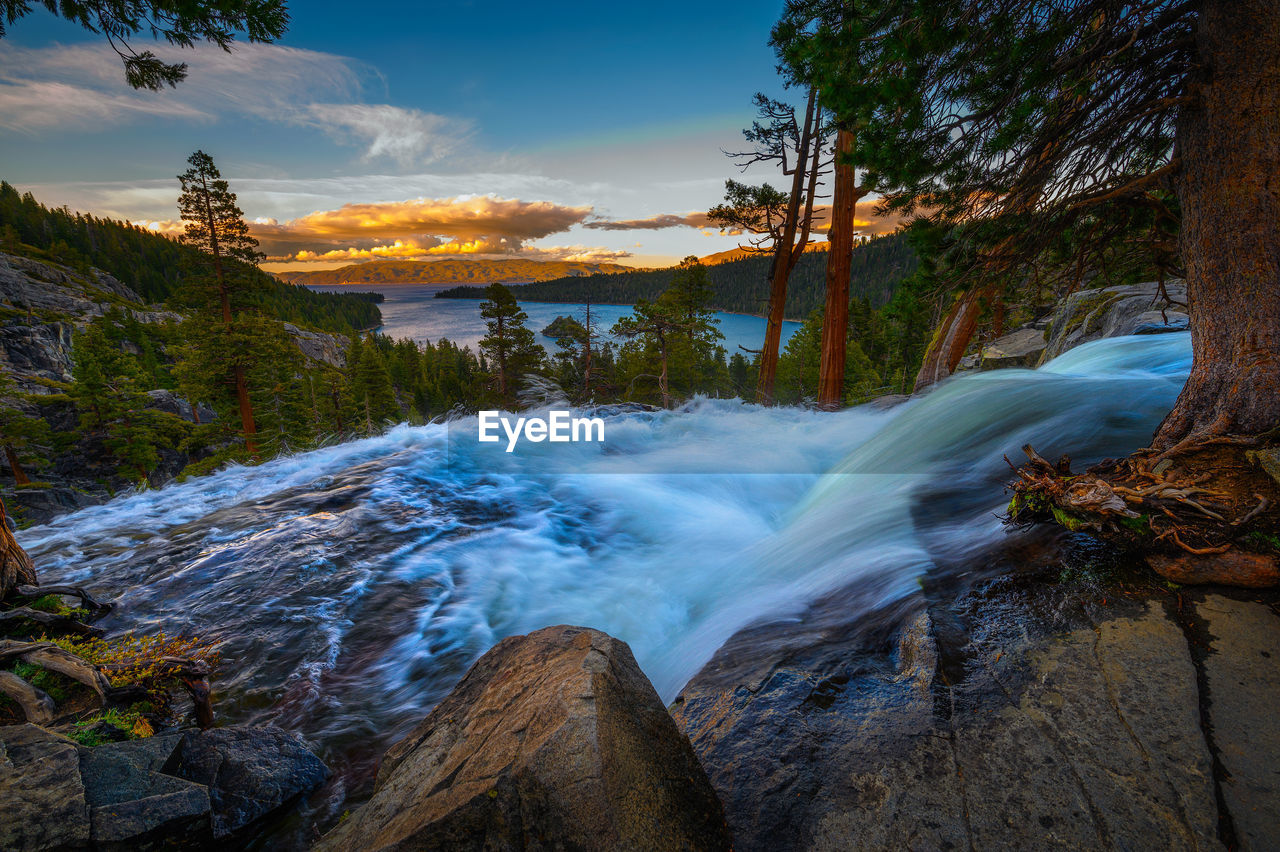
0 1 289 91
349 335 399 432
478 284 544 405
0 369 50 486
71 324 188 483
175 150 265 457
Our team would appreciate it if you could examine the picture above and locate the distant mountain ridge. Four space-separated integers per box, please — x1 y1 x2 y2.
275 259 630 287
435 233 918 320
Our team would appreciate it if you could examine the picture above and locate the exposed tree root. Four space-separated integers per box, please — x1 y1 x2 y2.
1008 438 1280 587
0 640 115 700
0 606 106 637
14 584 115 614
0 501 37 600
0 669 55 725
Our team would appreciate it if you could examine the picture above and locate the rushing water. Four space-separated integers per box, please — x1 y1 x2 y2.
19 332 1191 827
308 283 803 354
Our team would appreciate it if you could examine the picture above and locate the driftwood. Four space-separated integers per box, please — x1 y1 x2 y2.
14 584 115 614
1009 441 1280 586
0 606 106 637
0 669 55 724
0 640 214 728
0 639 114 700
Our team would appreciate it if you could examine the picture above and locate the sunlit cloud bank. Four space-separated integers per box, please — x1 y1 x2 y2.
133 193 904 266
251 195 600 261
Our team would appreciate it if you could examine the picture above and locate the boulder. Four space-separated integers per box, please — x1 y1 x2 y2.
956 325 1047 372
1197 596 1280 851
80 734 211 850
673 574 1224 851
316 625 731 852
0 724 91 851
0 724 326 849
162 726 329 839
284 322 348 368
1040 281 1188 363
144 389 216 425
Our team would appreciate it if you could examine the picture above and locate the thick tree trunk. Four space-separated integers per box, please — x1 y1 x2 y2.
912 289 982 393
1156 0 1280 448
235 365 259 456
818 128 865 410
757 87 818 404
0 498 37 600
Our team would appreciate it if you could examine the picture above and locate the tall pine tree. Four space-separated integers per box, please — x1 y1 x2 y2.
175 150 264 457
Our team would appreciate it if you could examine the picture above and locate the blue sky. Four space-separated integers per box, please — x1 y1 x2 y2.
1 2 890 268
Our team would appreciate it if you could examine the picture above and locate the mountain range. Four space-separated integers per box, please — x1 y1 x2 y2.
274 259 630 287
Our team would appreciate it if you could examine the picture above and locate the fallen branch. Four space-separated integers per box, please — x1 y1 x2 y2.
0 607 106 638
14 584 115 614
0 640 113 701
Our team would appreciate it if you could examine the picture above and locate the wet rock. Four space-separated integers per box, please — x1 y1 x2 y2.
674 583 1222 851
317 625 731 852
1041 281 1188 363
1149 551 1280 588
80 734 211 850
0 723 90 850
957 325 1047 372
162 725 329 839
1197 595 1280 851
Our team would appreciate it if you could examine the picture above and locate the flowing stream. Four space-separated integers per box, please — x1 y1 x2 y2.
19 332 1191 820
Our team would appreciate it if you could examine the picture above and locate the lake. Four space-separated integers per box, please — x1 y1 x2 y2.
308 283 801 356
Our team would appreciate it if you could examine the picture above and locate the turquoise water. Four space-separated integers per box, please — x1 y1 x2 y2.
310 283 802 356
22 332 1190 839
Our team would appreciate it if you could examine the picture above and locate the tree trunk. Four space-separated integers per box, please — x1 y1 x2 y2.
0 498 37 600
757 87 818 404
912 289 982 393
4 444 30 486
1156 0 1280 447
818 128 865 410
235 365 258 457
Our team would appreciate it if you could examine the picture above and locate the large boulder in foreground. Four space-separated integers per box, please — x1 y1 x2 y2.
671 555 1265 851
316 625 731 852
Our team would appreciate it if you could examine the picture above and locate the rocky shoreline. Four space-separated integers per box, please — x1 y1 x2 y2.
3 538 1277 850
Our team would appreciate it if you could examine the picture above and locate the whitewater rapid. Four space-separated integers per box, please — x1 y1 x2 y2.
20 332 1191 781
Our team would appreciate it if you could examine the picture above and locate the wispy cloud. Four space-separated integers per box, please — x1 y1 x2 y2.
303 104 472 167
0 43 470 168
583 211 715 231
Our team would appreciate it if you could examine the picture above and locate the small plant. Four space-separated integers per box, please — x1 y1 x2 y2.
9 661 77 704
25 594 90 620
53 632 220 701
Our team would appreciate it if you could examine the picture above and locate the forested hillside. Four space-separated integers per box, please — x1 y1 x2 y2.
435 233 917 318
0 182 380 334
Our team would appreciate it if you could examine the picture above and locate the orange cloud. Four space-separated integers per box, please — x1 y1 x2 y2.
245 195 596 261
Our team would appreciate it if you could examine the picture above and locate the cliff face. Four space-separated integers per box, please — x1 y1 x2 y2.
0 252 179 390
0 251 350 526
